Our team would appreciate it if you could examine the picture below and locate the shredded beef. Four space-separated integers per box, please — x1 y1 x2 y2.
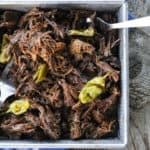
0 8 120 140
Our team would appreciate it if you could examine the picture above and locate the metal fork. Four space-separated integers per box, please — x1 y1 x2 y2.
0 61 15 105
89 16 150 30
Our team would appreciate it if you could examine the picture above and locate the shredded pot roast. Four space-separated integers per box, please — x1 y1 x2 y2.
0 8 120 140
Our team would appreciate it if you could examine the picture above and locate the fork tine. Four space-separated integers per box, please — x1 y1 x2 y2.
96 17 110 31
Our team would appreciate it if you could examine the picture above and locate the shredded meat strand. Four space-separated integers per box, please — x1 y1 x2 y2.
0 8 120 140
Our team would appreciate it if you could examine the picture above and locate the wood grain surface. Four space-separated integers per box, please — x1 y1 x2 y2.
126 0 150 149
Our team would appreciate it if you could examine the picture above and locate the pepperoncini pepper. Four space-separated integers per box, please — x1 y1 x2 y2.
33 63 48 83
68 27 94 37
6 99 30 115
79 73 109 104
0 34 11 64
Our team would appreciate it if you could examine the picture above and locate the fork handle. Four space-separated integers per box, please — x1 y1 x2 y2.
111 16 150 29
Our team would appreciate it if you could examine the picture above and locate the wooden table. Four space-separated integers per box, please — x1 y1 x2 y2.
124 0 150 149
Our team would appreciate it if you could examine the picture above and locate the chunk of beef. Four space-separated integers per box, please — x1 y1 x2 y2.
70 39 95 61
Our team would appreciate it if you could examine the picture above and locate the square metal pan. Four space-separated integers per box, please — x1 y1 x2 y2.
0 0 129 149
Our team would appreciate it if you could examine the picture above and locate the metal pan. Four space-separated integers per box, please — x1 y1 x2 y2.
0 0 128 149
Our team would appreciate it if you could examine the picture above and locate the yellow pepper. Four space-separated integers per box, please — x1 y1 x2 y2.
79 74 109 104
6 99 30 115
68 27 94 37
0 34 11 64
33 63 48 83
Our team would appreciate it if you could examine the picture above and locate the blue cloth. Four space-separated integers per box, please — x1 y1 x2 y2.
128 13 135 32
128 13 135 20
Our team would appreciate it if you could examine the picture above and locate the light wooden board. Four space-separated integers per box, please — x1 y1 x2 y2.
125 0 150 149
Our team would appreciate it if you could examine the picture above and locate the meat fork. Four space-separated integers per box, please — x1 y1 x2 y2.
87 16 150 30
